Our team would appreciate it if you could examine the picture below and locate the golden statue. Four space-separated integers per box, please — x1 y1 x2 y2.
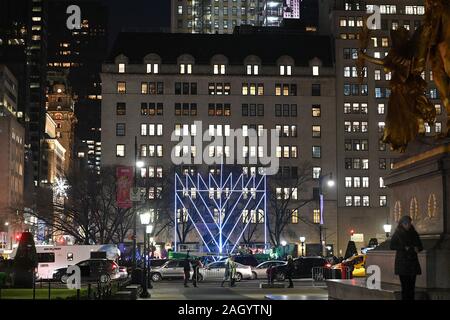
357 1 450 151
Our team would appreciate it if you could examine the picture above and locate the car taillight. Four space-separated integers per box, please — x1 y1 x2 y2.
325 263 332 268
112 263 118 270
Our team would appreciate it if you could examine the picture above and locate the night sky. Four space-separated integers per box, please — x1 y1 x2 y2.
100 0 171 45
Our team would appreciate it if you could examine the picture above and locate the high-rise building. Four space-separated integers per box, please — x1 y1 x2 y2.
101 31 338 252
331 0 444 250
47 0 107 175
0 65 25 250
0 0 48 186
171 0 304 34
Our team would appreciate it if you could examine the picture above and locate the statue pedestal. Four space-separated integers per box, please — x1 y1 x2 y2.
328 138 450 299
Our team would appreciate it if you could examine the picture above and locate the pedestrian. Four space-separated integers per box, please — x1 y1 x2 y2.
229 256 237 287
192 258 201 288
182 255 191 288
390 215 423 300
221 255 232 287
266 265 274 284
286 255 294 288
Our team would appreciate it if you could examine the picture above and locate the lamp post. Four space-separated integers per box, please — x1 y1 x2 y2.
139 212 151 298
299 236 306 256
317 173 335 257
383 224 392 238
146 225 154 290
132 142 145 269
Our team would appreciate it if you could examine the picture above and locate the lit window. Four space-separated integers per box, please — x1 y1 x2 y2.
116 145 125 157
312 66 319 76
118 63 125 73
313 209 320 224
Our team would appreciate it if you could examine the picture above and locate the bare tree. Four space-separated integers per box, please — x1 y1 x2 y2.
267 161 315 246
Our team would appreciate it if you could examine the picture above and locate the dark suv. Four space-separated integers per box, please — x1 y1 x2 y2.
54 259 119 283
271 256 328 281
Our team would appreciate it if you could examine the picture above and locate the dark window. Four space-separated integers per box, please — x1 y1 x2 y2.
191 83 197 95
182 103 190 116
175 82 181 95
249 104 256 116
290 84 297 96
37 253 55 263
141 103 148 115
157 82 164 94
275 104 282 117
156 103 163 115
312 84 321 96
291 104 297 117
190 103 197 116
116 123 126 136
116 103 126 115
242 104 248 116
216 103 223 116
257 104 264 116
175 103 181 116
182 82 190 95
224 103 231 116
283 104 290 117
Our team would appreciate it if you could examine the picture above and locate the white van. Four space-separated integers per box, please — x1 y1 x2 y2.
11 244 120 280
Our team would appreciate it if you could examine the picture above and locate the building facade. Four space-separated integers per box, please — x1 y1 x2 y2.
0 65 24 250
171 0 304 34
46 73 78 173
101 31 338 254
331 0 444 253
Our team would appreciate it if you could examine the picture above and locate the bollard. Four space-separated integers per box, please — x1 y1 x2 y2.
88 283 91 300
32 276 36 300
77 288 80 300
48 281 51 300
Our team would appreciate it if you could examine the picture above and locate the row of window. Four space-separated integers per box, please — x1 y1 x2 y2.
117 81 322 96
118 63 320 77
343 176 386 189
345 195 388 207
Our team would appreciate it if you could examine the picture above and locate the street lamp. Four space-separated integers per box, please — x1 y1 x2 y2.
384 224 392 238
318 173 335 257
139 212 151 298
299 236 306 256
146 225 154 290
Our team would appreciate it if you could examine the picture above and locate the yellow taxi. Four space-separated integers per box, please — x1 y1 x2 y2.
331 254 366 278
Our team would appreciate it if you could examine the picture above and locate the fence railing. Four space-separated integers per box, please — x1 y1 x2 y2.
312 266 353 282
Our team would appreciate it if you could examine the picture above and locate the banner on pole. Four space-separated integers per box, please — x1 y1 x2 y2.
116 166 133 209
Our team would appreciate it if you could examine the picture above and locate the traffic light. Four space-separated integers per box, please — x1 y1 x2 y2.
350 229 355 236
15 232 22 242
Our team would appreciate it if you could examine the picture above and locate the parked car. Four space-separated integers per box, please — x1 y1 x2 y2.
53 259 120 283
150 259 188 282
200 261 253 281
251 261 286 279
271 256 329 281
331 254 366 278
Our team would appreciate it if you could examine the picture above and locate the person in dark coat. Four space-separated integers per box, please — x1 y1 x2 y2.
286 255 294 288
390 215 423 300
191 259 201 288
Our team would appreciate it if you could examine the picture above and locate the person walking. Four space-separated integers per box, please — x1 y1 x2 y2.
182 255 191 288
390 215 423 300
229 257 237 287
191 258 201 288
286 255 294 288
221 255 232 287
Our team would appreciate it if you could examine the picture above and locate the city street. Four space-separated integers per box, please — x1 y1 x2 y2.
145 280 329 300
